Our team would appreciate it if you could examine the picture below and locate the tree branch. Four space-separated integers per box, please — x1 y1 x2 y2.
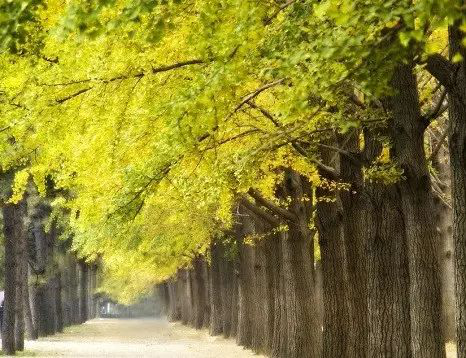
423 88 448 123
248 188 297 222
246 101 340 180
47 59 205 87
231 79 285 115
428 125 449 162
239 197 280 226
264 0 297 25
55 87 92 104
426 54 456 90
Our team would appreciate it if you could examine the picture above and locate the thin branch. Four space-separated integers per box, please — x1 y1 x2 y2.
247 100 340 180
248 188 297 222
55 87 93 104
46 59 205 87
317 143 362 167
424 88 448 122
428 126 449 162
247 101 281 127
264 0 297 25
230 79 285 116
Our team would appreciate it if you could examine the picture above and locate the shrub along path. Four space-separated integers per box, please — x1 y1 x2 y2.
19 318 263 357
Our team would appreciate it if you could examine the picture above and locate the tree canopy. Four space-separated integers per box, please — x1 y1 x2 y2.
0 0 463 303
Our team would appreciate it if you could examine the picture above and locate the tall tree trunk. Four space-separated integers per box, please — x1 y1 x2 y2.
390 63 445 358
446 20 466 358
316 186 349 358
55 271 64 332
24 265 36 340
236 214 255 349
262 233 277 355
167 278 182 321
219 242 236 338
272 231 287 358
15 200 27 351
202 259 211 328
281 170 321 358
366 184 412 357
78 261 88 323
191 256 206 329
338 131 369 358
2 202 18 355
209 240 224 335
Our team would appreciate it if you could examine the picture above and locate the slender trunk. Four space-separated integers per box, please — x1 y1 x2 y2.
220 241 236 338
55 271 64 332
202 259 211 328
78 261 88 323
236 215 255 349
251 235 267 354
2 202 18 355
209 240 224 335
263 233 277 355
191 256 206 329
390 64 445 358
272 232 287 358
15 201 26 351
168 278 182 321
230 256 239 338
24 265 36 340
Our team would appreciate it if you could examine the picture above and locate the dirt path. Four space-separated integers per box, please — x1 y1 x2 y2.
20 318 264 357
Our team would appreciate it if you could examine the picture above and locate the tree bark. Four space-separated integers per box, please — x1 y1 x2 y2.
191 256 206 329
209 240 224 335
2 202 18 355
338 131 369 357
390 63 445 358
366 184 412 357
15 199 27 351
446 21 466 358
236 213 255 349
316 185 349 358
24 265 36 340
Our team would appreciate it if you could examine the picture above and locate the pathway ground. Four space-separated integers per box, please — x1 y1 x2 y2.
19 318 264 357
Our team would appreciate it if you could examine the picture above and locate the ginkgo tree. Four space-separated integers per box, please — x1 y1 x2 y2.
0 0 465 357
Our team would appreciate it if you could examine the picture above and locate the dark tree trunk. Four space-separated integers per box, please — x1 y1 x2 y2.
272 232 287 358
262 233 277 355
219 246 234 338
366 184 412 357
209 240 224 335
179 269 192 325
236 215 255 349
78 261 89 323
202 259 211 328
24 265 36 340
446 21 466 358
15 201 27 351
316 186 349 358
338 131 369 358
2 202 18 355
390 64 445 358
55 271 64 332
229 256 239 338
191 256 206 329
280 170 321 358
